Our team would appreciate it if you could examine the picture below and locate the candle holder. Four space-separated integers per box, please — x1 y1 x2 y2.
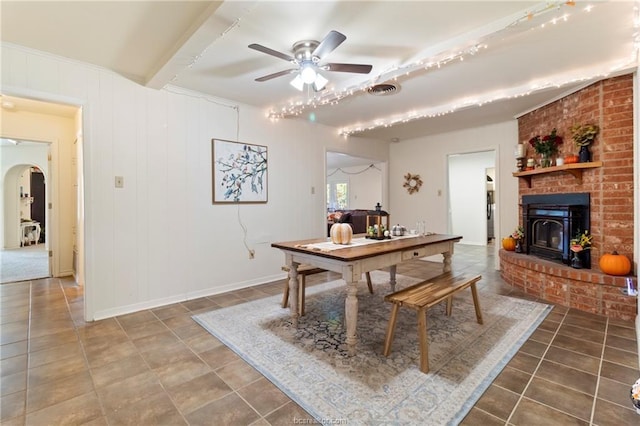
515 143 527 171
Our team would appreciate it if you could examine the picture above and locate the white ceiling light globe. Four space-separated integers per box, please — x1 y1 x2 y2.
300 65 317 84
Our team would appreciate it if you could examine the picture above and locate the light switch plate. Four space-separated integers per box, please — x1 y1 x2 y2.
115 176 124 188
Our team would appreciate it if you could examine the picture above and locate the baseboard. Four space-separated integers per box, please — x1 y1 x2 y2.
92 272 286 321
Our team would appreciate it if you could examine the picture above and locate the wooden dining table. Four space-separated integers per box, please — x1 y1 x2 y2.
271 233 462 355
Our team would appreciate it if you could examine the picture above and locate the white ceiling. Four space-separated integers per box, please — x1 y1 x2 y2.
1 1 638 142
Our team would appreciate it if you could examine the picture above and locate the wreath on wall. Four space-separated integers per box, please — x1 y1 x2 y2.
403 173 423 194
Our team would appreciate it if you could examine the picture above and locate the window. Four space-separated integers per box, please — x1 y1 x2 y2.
327 181 348 210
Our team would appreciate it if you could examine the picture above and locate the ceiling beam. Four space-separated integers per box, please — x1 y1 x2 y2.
145 2 257 90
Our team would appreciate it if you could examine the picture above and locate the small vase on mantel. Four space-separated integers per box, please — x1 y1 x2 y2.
515 239 523 253
571 251 583 269
540 153 552 168
578 145 591 163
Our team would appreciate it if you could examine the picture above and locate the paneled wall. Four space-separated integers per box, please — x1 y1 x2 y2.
1 44 390 320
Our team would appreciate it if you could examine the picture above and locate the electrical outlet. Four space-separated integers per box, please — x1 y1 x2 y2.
249 250 255 259
115 176 124 188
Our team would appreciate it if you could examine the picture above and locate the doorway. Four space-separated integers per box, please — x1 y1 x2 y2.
326 151 385 232
326 151 384 211
0 94 81 290
447 150 496 246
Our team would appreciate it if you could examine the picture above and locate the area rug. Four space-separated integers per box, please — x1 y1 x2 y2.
0 245 49 284
193 271 551 425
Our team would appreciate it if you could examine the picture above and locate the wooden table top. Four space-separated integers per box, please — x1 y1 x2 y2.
271 233 462 262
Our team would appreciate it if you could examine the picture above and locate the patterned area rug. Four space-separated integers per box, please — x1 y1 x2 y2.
194 271 551 425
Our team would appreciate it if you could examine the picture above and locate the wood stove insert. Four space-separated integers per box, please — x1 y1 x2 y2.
522 193 590 268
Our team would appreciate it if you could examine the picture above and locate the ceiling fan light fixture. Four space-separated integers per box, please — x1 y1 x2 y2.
249 30 372 94
290 74 304 91
300 64 317 84
313 73 328 91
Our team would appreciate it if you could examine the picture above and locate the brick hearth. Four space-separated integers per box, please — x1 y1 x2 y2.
500 73 637 320
500 250 634 321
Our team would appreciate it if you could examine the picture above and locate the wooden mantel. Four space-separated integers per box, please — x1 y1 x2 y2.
512 161 602 187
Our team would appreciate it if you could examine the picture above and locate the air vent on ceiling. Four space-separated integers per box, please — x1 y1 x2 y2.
367 83 398 96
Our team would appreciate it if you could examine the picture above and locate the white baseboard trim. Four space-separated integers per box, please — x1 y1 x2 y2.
92 273 286 321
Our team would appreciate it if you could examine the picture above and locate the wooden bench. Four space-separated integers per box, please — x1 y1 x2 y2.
382 273 483 373
282 265 373 316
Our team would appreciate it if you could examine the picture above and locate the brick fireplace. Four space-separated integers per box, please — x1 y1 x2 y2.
500 74 636 320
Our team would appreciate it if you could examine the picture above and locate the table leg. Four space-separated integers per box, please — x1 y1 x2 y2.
443 251 452 272
288 263 300 328
389 265 397 292
344 278 359 356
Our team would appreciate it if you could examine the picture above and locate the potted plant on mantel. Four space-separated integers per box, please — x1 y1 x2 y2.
571 123 599 163
511 225 525 253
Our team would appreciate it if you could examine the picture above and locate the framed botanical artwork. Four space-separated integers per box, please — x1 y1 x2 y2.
212 139 268 203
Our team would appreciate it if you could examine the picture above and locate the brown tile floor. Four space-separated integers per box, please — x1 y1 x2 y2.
1 244 638 425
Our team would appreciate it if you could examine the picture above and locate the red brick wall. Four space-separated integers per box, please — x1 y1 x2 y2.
517 74 635 269
507 74 636 320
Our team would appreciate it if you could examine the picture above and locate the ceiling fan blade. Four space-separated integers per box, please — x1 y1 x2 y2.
248 43 295 62
324 63 373 74
312 30 346 59
255 69 297 82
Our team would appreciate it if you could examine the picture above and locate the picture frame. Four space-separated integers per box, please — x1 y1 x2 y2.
212 139 268 204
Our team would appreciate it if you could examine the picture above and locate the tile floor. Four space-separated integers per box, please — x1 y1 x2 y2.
1 244 638 425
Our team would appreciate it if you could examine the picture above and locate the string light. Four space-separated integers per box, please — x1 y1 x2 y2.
327 164 381 177
267 1 636 137
337 61 633 137
266 1 582 120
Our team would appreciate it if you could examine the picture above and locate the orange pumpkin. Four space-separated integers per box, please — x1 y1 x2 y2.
502 237 516 251
564 155 579 164
599 251 631 276
330 223 353 245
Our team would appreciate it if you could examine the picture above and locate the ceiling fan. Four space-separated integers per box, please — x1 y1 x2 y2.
248 30 373 91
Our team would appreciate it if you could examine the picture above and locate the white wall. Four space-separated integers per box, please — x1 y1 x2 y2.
75 109 85 287
18 168 32 220
1 43 389 320
389 121 521 267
